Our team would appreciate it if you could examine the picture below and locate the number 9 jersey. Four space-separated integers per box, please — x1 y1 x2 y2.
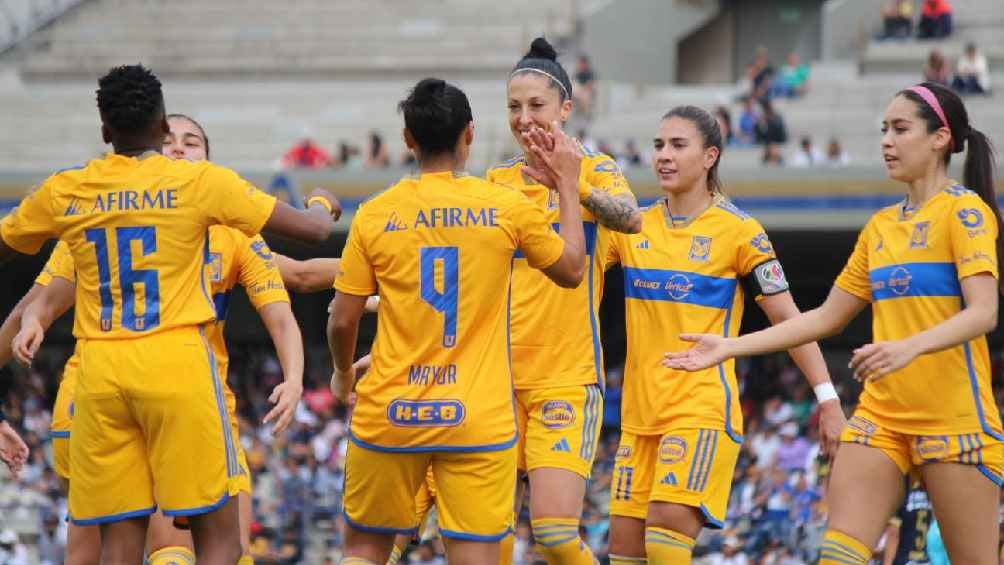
335 171 566 452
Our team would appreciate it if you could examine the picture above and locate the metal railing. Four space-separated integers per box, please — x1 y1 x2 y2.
0 0 85 54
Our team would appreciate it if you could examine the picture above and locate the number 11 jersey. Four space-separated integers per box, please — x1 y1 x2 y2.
335 171 566 452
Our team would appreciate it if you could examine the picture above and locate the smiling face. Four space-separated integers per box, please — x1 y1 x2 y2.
880 94 950 183
507 72 572 151
163 116 208 161
652 116 719 195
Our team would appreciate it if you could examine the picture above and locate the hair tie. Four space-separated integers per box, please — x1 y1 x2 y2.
510 68 570 99
909 85 954 151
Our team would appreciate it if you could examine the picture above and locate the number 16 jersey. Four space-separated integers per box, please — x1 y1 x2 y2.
335 171 566 452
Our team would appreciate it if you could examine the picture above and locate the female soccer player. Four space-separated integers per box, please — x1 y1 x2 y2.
664 83 1002 565
5 112 351 565
484 37 641 565
540 105 842 564
329 77 586 565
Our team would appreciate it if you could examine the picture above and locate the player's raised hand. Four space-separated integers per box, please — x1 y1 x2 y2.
304 188 343 221
528 122 582 194
12 319 45 367
661 333 732 372
330 365 357 405
849 340 915 382
263 380 303 436
0 421 28 478
816 400 846 458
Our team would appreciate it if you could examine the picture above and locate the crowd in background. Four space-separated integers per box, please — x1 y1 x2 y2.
4 343 1004 564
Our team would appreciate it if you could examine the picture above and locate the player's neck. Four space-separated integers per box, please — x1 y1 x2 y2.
418 155 464 175
113 144 162 158
906 169 950 208
665 186 714 219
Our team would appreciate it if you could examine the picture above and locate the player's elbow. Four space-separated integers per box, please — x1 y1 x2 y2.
975 303 997 334
624 212 643 234
282 270 310 293
549 259 585 289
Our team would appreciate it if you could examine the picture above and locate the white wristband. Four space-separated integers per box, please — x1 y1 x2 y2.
813 382 839 404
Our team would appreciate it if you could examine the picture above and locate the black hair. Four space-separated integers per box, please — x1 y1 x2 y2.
398 78 473 158
96 64 165 134
510 37 573 102
662 105 724 193
899 81 1003 290
166 113 210 159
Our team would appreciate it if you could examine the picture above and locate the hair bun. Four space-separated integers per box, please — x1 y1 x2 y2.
411 78 446 104
525 37 558 61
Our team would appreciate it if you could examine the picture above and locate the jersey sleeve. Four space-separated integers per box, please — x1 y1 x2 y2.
237 234 290 309
950 196 999 280
736 219 789 299
583 155 632 198
0 182 58 255
834 223 873 301
333 213 377 296
509 194 565 270
35 240 76 286
198 165 278 237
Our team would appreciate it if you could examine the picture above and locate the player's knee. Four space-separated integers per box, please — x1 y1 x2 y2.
644 526 695 564
819 529 871 565
148 545 195 565
531 518 595 565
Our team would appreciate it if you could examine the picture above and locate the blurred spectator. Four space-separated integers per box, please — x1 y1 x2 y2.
577 128 599 153
789 136 824 168
918 0 952 39
763 395 794 427
597 140 617 160
775 52 810 98
737 97 760 145
281 138 333 169
776 423 812 472
36 514 64 565
880 0 914 39
762 144 785 167
411 540 446 565
573 54 597 119
335 141 362 170
0 529 28 565
619 140 643 168
749 422 781 468
706 536 750 565
922 49 950 86
602 369 623 430
754 100 788 146
751 46 775 100
824 138 850 167
715 106 735 146
953 42 991 95
365 131 390 168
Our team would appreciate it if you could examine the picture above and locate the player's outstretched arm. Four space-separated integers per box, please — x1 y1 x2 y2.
524 124 586 288
582 191 642 234
262 189 342 245
328 292 368 404
274 254 341 293
758 291 847 457
0 284 46 367
258 302 304 435
11 278 75 367
663 286 867 371
0 419 28 478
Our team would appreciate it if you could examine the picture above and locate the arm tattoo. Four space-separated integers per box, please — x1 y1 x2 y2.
582 190 642 234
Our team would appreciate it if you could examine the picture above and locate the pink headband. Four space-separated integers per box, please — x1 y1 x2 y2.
909 85 954 150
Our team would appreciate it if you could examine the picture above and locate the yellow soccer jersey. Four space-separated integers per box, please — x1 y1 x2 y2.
835 184 1002 437
602 196 786 439
35 240 76 286
335 171 565 451
486 147 633 390
0 154 276 340
205 226 290 378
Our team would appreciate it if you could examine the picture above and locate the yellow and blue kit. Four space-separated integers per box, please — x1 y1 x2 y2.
602 195 787 527
486 146 632 478
335 171 565 540
835 184 1003 482
0 153 277 524
36 240 78 480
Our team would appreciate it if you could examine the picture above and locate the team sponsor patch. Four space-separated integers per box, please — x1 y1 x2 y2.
615 445 632 460
209 252 223 282
847 416 877 436
916 436 950 461
251 240 274 261
750 233 774 255
754 259 789 295
688 236 712 262
541 400 576 430
958 208 988 237
658 436 687 464
387 399 465 427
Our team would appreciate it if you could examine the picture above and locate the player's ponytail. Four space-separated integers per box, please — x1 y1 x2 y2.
900 82 1003 291
510 37 573 102
398 78 473 158
662 106 724 194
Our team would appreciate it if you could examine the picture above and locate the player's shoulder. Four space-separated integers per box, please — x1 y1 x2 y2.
941 183 990 214
581 146 620 174
485 156 526 180
208 224 254 248
710 196 757 226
